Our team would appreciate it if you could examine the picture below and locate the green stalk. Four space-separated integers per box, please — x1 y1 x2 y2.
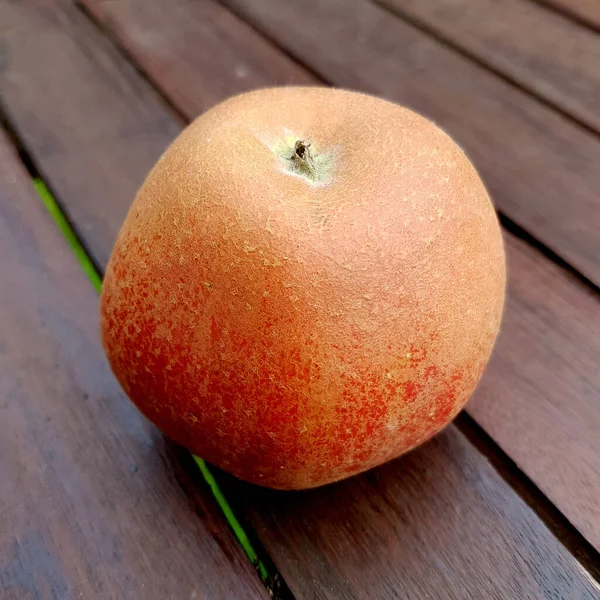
33 178 102 293
193 456 269 581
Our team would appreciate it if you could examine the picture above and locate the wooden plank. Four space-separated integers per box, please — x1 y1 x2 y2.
377 0 600 134
93 0 600 552
219 0 600 292
0 130 267 599
223 424 600 599
540 0 600 30
473 232 600 550
80 0 315 120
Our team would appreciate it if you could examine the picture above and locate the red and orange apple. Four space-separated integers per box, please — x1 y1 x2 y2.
100 87 505 489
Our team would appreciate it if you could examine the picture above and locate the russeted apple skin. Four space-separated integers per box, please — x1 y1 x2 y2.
100 87 506 489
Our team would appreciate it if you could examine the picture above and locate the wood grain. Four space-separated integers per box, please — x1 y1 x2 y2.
0 130 268 598
80 0 316 120
221 426 600 599
378 0 600 134
219 0 600 291
540 0 600 30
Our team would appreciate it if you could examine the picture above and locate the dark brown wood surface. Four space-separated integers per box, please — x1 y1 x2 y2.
541 0 600 30
223 425 600 599
219 0 600 289
0 129 267 599
80 0 316 120
378 0 600 133
77 0 600 551
2 0 600 596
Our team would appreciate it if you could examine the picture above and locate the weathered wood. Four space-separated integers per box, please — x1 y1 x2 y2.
219 0 600 290
377 0 600 134
221 425 600 599
80 0 315 120
0 129 267 598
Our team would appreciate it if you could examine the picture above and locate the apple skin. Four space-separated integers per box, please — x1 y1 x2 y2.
100 87 505 489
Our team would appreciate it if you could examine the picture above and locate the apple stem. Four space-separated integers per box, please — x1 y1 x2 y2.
291 140 317 179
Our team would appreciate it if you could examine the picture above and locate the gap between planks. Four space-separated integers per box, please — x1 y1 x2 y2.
74 0 325 117
455 412 600 582
0 110 294 600
532 0 600 35
71 0 600 581
497 213 600 298
75 0 190 125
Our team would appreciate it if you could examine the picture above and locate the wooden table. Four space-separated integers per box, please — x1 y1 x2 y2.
2 0 600 598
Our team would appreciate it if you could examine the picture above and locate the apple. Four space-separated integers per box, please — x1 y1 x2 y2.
100 87 505 489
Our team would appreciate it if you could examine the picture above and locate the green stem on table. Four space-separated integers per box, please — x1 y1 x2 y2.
193 456 270 582
33 178 102 293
